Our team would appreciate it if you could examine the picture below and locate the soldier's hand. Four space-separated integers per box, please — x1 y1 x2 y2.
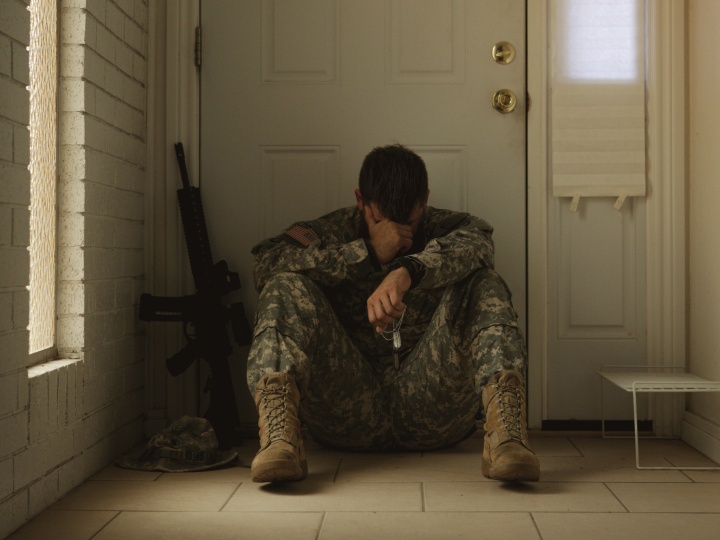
364 206 413 265
367 267 411 332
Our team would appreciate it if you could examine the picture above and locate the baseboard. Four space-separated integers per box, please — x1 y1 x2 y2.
542 419 653 432
681 411 720 464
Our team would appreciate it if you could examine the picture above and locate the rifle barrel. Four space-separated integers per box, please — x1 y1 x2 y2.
174 142 191 190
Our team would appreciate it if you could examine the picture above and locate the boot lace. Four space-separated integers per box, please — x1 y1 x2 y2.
494 384 526 442
260 384 290 443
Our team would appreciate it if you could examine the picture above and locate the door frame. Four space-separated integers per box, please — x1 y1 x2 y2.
147 0 686 433
144 0 201 436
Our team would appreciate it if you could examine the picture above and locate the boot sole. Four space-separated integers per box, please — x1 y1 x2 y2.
251 458 308 483
482 455 540 482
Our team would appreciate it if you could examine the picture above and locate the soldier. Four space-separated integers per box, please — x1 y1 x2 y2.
247 144 540 483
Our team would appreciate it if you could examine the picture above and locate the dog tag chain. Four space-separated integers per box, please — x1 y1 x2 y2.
381 308 406 370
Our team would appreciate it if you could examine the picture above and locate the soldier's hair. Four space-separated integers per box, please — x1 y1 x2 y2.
358 144 428 223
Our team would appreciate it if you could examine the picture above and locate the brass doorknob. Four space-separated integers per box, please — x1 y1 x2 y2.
492 89 517 113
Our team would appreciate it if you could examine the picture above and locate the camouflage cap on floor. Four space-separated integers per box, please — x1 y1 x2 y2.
116 416 238 472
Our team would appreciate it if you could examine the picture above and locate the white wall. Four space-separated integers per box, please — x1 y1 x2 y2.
685 0 720 453
0 0 148 536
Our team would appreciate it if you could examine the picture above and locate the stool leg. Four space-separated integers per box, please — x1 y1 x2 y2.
633 385 641 469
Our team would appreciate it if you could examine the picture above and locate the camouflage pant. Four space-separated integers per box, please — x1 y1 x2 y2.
247 268 526 451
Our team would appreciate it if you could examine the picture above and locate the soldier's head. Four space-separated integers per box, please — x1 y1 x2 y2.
355 144 429 231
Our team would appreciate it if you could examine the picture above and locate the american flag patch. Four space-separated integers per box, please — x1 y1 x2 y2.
283 225 319 247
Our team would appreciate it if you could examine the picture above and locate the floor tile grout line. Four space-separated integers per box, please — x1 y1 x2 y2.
218 482 243 512
88 510 122 539
602 482 631 513
420 482 426 512
567 437 585 457
332 458 343 483
529 512 545 540
665 456 710 480
314 511 327 540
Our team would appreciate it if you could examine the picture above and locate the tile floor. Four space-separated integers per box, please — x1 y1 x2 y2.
7 431 720 540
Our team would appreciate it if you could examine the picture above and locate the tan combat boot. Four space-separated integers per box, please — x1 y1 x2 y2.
481 370 540 482
251 372 308 482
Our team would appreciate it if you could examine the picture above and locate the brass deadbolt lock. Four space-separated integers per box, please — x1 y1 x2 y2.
492 41 516 64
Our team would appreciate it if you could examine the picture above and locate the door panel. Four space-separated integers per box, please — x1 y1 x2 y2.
546 196 647 421
200 0 526 419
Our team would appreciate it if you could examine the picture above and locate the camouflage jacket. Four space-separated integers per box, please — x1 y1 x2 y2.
251 206 496 362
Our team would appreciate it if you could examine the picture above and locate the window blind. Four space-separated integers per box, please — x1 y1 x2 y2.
550 0 646 201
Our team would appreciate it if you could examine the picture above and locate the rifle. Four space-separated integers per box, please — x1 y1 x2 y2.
139 142 252 449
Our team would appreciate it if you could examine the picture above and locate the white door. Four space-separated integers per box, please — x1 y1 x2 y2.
200 0 526 421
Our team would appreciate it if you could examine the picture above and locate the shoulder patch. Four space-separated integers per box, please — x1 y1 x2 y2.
283 225 319 247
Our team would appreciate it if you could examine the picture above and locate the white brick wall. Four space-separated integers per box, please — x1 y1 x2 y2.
0 1 148 536
0 0 33 531
0 21 31 380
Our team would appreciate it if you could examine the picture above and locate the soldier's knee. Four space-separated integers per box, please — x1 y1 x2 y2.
256 272 330 323
263 271 316 291
444 268 518 330
465 268 512 299
260 272 322 302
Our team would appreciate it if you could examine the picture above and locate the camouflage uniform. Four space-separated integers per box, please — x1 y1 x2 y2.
248 206 526 451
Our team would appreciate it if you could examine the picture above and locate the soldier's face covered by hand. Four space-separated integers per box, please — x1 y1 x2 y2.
355 189 428 264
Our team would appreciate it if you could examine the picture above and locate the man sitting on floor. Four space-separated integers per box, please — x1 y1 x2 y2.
246 144 540 483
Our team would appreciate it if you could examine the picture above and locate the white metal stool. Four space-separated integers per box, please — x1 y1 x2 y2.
598 365 720 470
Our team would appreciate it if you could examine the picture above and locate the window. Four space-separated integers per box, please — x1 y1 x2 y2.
28 0 58 356
550 0 646 201
556 0 643 82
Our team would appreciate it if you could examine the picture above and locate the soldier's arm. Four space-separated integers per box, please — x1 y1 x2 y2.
401 214 495 290
252 225 376 292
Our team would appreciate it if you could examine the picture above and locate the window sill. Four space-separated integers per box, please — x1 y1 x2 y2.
28 358 81 378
